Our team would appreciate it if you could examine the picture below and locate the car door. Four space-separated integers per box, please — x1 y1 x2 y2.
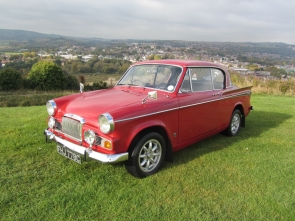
177 67 222 143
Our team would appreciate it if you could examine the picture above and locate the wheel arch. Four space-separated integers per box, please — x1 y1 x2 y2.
233 103 245 127
128 126 173 162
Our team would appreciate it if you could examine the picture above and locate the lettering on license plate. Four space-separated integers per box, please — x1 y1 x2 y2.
57 145 82 164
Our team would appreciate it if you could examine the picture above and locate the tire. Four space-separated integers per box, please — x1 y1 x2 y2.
225 109 242 136
125 132 166 178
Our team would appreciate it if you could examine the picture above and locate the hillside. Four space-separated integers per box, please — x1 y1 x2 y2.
1 29 295 58
0 29 60 41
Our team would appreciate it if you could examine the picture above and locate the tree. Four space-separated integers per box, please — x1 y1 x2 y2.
54 59 62 66
79 75 85 84
154 55 162 60
28 60 65 90
265 66 288 79
147 54 155 60
9 54 22 61
0 68 22 91
23 52 37 59
64 75 79 90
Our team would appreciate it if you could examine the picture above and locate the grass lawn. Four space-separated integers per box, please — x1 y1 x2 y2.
0 95 295 220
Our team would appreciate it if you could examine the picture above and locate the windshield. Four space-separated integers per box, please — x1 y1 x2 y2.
117 64 182 92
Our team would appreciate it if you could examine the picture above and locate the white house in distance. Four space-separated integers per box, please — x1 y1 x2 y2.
56 51 95 61
56 51 78 60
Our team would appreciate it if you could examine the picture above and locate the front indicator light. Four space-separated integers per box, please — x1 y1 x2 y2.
48 117 56 128
101 138 112 150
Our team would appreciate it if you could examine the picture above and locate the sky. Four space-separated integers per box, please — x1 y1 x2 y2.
1 0 295 44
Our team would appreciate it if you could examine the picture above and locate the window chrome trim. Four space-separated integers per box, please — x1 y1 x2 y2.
116 63 184 93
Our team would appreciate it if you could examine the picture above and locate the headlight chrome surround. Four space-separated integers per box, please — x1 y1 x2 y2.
99 113 114 134
84 130 96 145
46 100 57 116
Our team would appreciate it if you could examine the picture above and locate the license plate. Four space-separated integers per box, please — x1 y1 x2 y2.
57 144 83 164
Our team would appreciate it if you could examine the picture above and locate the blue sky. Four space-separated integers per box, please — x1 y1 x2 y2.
1 0 295 44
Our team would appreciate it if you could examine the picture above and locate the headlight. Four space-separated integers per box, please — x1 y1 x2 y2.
84 130 96 145
46 100 57 116
99 113 114 134
48 117 56 129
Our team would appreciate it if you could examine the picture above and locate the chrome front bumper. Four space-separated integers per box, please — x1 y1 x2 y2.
44 129 128 163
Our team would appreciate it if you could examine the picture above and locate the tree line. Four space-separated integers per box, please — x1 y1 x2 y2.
0 61 79 91
63 57 131 74
0 57 131 91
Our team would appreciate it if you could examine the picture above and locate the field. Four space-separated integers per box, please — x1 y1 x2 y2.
1 95 295 220
0 91 74 107
83 73 122 86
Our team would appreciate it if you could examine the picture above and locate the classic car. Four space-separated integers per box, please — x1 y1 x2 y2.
44 59 253 178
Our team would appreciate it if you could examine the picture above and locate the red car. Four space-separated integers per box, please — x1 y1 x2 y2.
45 59 253 178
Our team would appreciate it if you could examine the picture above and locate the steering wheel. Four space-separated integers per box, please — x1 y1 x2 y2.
156 83 167 90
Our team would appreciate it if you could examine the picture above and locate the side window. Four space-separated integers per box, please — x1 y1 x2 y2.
212 69 225 90
190 68 213 92
180 70 191 92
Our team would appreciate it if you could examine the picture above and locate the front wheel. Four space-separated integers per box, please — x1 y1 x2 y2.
225 109 242 136
125 132 166 178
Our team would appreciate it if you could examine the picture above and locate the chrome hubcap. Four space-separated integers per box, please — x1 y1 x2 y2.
138 139 162 172
231 113 240 134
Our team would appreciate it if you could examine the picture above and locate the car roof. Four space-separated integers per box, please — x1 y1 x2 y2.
133 59 225 69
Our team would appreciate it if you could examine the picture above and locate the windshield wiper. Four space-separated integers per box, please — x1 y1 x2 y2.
117 83 145 88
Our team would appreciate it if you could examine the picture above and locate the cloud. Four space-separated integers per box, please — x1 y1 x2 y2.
0 0 295 44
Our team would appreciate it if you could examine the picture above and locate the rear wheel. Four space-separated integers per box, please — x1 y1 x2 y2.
225 109 241 136
125 132 166 178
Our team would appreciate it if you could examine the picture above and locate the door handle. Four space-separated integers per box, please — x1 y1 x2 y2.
213 92 220 96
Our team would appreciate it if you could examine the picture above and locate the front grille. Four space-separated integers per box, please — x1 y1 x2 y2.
62 116 83 141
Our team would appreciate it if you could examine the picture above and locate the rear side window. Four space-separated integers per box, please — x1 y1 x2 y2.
180 68 225 92
190 68 212 92
212 69 224 90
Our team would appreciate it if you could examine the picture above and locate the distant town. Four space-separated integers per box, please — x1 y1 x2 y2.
1 29 295 80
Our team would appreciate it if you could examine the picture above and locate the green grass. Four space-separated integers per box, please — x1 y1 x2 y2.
1 95 295 220
0 91 75 107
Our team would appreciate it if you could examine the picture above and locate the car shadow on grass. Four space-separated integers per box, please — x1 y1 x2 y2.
161 110 292 171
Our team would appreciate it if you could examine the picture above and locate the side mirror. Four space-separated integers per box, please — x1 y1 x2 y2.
148 91 158 100
142 91 157 104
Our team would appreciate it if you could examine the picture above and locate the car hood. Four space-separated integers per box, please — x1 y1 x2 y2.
55 88 147 124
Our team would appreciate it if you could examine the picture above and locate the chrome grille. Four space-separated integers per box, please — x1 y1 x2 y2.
62 116 83 141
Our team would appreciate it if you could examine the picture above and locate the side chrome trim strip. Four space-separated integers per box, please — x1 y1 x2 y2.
222 91 252 99
115 107 180 123
178 98 220 109
115 92 250 123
